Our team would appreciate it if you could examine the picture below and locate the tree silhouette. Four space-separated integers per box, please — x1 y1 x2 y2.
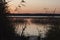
5 0 26 13
0 0 27 40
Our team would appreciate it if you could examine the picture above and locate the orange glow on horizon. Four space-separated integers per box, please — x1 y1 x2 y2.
6 0 60 14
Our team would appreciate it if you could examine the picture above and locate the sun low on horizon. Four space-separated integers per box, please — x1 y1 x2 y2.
6 0 60 14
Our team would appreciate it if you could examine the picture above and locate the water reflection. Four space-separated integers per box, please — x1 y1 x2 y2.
9 17 54 40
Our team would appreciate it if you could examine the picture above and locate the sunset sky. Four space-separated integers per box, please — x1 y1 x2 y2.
6 0 60 14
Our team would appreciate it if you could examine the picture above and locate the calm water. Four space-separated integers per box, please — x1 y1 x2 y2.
7 17 60 40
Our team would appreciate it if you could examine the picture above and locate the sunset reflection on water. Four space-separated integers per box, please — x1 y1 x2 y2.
8 17 53 39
